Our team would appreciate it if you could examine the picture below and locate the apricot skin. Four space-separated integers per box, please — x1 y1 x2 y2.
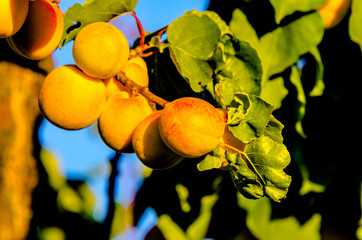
159 97 226 158
0 0 29 38
318 0 351 29
73 22 129 79
98 94 153 152
6 0 64 60
132 111 183 170
38 65 107 130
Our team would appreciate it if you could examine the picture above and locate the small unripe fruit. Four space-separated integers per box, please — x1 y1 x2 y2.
122 56 149 87
73 22 129 79
159 97 226 158
39 65 107 130
104 76 130 98
0 0 29 38
98 94 153 152
6 0 64 60
133 111 183 170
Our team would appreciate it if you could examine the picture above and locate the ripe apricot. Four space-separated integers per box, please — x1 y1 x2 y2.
318 0 351 29
98 94 153 152
73 22 129 79
38 65 107 130
121 56 149 87
159 97 226 158
132 111 184 170
0 0 29 38
104 76 130 98
6 0 63 60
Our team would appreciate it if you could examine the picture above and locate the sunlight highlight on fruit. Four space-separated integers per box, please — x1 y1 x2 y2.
39 65 107 130
0 0 29 38
159 97 226 158
6 0 64 60
98 94 153 152
73 22 130 79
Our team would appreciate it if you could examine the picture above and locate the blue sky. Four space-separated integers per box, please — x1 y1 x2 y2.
39 0 209 238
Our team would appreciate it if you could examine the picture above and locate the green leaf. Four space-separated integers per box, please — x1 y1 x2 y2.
290 66 307 138
263 114 284 144
197 146 224 171
168 10 221 60
237 195 322 240
59 0 138 48
260 76 288 109
309 47 325 97
349 0 362 51
269 0 327 24
228 135 291 202
259 12 324 79
245 135 291 202
228 93 274 143
229 9 259 48
215 78 243 108
214 36 262 96
167 10 222 92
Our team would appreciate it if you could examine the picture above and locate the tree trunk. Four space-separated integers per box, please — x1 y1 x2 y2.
0 40 52 239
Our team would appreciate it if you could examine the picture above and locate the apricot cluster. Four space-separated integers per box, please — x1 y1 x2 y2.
2 0 64 60
37 21 236 170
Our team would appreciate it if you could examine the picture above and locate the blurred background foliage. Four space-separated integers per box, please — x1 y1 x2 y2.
1 0 362 240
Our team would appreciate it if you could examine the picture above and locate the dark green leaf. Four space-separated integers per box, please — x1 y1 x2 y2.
228 135 291 202
214 36 262 96
59 0 138 48
228 93 274 143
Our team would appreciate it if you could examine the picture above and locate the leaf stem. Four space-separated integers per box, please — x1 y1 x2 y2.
116 71 169 108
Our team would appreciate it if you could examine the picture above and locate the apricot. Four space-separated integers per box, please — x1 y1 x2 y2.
0 0 29 38
38 65 107 130
6 0 63 60
318 0 351 29
132 111 184 170
104 76 130 98
159 97 226 158
73 22 129 79
121 56 149 87
98 94 153 152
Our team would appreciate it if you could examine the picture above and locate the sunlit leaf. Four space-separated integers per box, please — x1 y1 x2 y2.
260 76 288 109
269 0 327 24
228 135 291 202
237 194 322 240
60 0 138 48
349 0 362 51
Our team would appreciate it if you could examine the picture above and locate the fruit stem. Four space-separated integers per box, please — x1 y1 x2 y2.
128 12 146 47
117 72 169 108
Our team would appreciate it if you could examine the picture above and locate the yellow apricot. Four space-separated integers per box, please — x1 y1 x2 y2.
104 76 130 98
132 111 184 170
38 65 107 130
98 94 153 152
318 0 351 29
0 0 29 38
128 56 147 70
122 57 149 87
73 22 129 79
6 0 63 60
159 97 226 158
